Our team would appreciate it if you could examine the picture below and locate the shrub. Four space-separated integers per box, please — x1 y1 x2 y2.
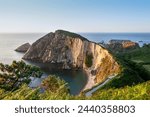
0 61 43 91
85 53 93 68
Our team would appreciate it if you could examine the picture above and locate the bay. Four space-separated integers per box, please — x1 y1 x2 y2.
0 32 150 95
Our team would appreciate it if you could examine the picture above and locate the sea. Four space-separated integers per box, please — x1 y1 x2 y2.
0 33 150 95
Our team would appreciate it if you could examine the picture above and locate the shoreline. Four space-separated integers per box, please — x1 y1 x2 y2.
83 69 96 91
85 75 116 97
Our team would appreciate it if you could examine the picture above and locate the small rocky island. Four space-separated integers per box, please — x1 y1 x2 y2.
18 30 120 90
15 43 31 53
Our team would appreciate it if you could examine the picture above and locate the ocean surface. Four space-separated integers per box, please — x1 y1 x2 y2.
0 33 150 95
80 33 150 47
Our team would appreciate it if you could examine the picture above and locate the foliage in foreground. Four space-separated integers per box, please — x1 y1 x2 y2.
0 69 150 100
39 75 71 100
0 75 73 100
1 79 150 100
91 81 150 100
0 61 42 91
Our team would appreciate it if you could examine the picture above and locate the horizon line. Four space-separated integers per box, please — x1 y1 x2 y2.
0 31 150 34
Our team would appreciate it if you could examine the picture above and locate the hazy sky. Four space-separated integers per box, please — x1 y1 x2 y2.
0 0 150 33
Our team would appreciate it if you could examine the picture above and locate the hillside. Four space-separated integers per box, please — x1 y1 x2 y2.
88 44 150 99
118 44 150 72
90 81 150 100
22 30 120 89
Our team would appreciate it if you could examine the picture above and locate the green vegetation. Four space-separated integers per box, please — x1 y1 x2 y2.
56 30 88 41
91 81 150 100
0 61 42 91
102 59 150 89
91 44 150 99
0 75 73 100
0 71 88 100
143 65 150 72
39 75 71 100
118 44 150 77
0 84 40 100
1 75 150 100
119 44 150 63
0 44 150 100
85 52 93 68
95 56 120 83
0 61 77 100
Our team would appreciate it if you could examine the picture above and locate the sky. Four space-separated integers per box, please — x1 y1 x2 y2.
0 0 150 33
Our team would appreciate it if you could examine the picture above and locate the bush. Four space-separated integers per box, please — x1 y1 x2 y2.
41 75 69 93
85 53 93 68
91 81 150 100
0 61 43 91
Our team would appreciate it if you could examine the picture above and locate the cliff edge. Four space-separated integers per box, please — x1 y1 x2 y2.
23 30 120 90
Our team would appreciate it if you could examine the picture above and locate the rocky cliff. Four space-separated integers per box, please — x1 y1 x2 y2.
23 30 120 89
106 40 139 53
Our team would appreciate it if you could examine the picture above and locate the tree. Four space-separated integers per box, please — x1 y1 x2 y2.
0 61 43 91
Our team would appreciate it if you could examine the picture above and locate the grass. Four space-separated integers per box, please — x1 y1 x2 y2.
120 44 150 63
123 44 150 73
91 81 150 100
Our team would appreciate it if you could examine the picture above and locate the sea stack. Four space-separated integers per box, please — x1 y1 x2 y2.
23 30 120 89
15 43 31 53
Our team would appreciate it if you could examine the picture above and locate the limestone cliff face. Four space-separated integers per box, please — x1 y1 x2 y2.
23 30 120 88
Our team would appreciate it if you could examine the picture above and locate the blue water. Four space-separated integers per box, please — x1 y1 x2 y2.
0 33 150 95
0 33 88 95
80 33 150 46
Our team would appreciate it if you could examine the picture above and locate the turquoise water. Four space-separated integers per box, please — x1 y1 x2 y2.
0 33 150 94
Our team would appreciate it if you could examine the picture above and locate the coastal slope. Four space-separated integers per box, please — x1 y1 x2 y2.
23 30 120 89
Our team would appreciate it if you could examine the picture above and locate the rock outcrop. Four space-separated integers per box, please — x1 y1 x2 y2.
23 30 120 89
15 43 31 53
106 40 139 53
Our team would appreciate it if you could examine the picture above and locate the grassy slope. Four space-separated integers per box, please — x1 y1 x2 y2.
121 44 150 63
121 44 150 72
91 81 150 100
90 44 150 99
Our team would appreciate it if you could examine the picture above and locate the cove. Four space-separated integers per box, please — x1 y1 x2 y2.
27 61 88 95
